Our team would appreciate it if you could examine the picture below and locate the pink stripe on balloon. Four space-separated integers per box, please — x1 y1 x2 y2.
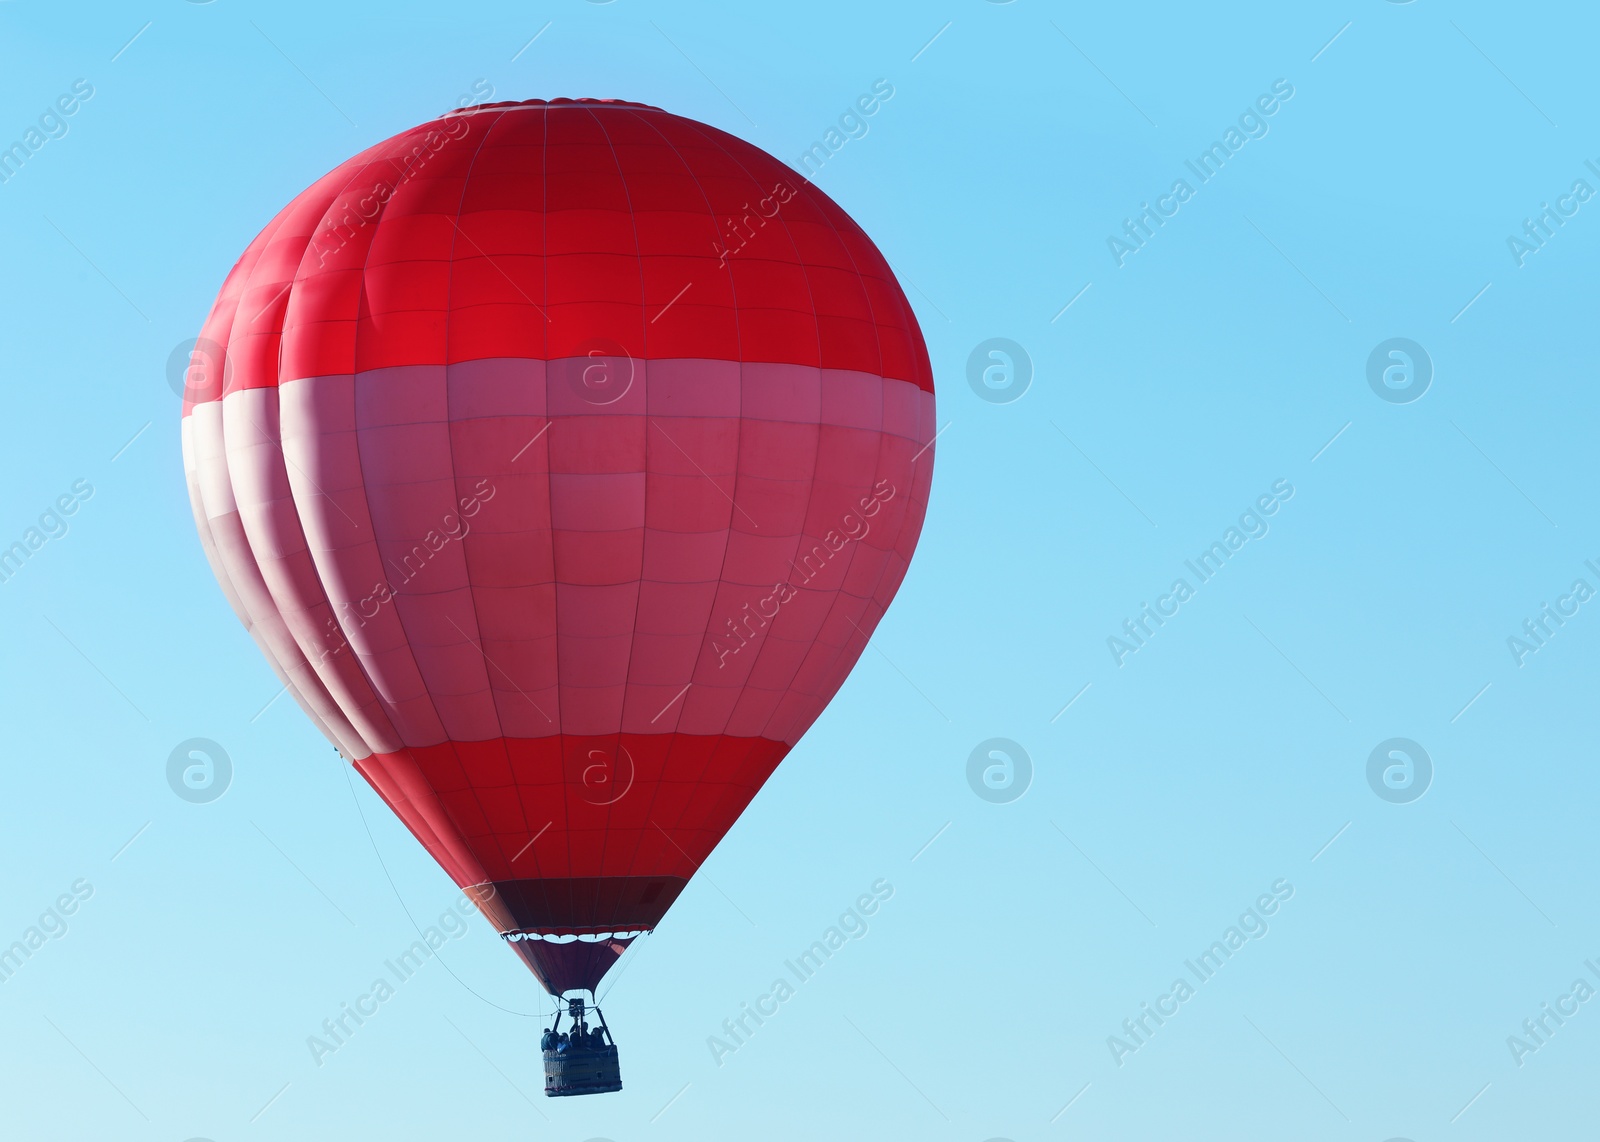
207 363 930 753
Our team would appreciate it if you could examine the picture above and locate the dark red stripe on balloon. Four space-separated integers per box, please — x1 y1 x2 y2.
468 876 689 935
353 733 790 893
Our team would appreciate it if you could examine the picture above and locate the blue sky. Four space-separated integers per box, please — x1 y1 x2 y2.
2 1 1599 1139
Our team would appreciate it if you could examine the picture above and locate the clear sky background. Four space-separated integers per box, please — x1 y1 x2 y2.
2 1 1598 1140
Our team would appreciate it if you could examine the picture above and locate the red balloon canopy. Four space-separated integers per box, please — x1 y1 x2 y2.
182 98 935 995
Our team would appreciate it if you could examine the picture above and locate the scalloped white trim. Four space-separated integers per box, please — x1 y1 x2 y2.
503 930 647 943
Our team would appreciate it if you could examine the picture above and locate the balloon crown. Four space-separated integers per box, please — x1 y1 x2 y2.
446 98 665 115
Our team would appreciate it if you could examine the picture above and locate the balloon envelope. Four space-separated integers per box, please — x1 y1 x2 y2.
182 99 935 994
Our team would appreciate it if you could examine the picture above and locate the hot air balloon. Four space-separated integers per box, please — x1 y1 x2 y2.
181 98 934 1095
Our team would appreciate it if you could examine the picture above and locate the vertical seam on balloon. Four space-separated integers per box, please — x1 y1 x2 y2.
838 210 935 393
189 411 322 732
217 396 355 750
541 104 574 894
646 114 808 859
191 215 354 747
187 214 275 415
184 219 282 658
213 169 389 756
797 226 937 714
322 117 504 887
345 115 501 759
785 380 930 739
571 107 686 896
581 105 650 913
262 147 437 758
621 107 738 728
819 217 940 694
763 201 900 744
817 196 889 384
183 425 257 653
683 118 834 749
235 150 392 750
757 211 914 745
505 106 556 885
614 108 752 890
648 111 753 737
435 108 531 872
384 118 505 879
